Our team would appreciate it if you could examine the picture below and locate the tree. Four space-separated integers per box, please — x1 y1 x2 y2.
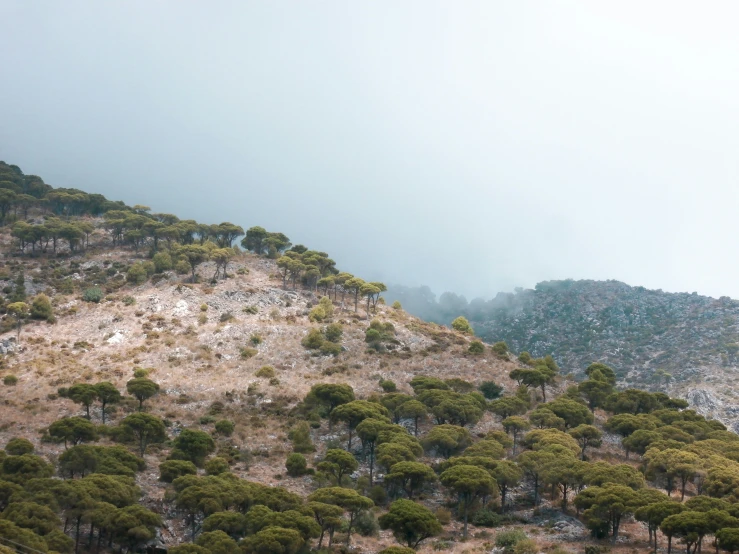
195 530 239 554
331 400 389 450
240 526 304 554
309 501 343 549
308 487 374 545
645 448 701 500
241 226 268 254
502 416 530 454
172 429 216 466
317 449 358 485
344 277 365 312
48 416 97 448
489 396 528 419
309 383 355 428
160 460 198 483
451 316 473 334
177 244 209 282
211 248 234 280
717 528 739 554
379 499 442 548
117 413 167 455
2 501 60 535
66 383 98 419
356 418 391 485
398 400 427 436
569 425 603 460
635 501 684 553
660 511 712 554
421 424 472 458
385 461 436 499
492 460 523 512
126 377 159 411
440 464 497 539
575 484 639 541
285 453 308 477
94 382 122 424
6 301 29 342
542 398 593 428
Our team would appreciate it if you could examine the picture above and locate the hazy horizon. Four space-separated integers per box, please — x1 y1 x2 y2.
3 2 739 300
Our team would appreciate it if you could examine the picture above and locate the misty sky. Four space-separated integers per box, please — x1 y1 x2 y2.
2 2 739 300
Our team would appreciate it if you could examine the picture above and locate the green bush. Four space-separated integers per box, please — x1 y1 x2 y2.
250 334 262 346
214 420 235 437
204 457 230 475
122 295 136 306
479 381 504 400
301 328 324 349
3 375 18 386
319 341 342 357
240 347 258 359
175 260 191 275
392 301 402 310
30 294 53 321
152 251 173 272
285 453 308 476
5 437 34 455
126 263 148 285
255 366 275 378
83 287 104 303
380 379 397 392
353 510 379 537
471 508 502 527
492 341 509 356
451 316 473 335
495 529 527 550
324 323 343 343
159 459 197 482
468 340 485 354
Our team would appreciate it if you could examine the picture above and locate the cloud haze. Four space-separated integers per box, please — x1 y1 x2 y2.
2 1 738 299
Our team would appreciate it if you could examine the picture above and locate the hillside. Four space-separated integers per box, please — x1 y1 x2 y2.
389 280 739 431
5 161 739 554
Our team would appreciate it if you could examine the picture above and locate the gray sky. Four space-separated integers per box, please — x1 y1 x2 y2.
2 1 739 299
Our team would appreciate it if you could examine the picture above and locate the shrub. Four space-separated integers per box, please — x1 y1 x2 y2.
492 341 509 356
513 539 538 554
353 510 379 537
451 316 473 334
30 294 53 321
319 341 342 356
3 375 18 386
285 453 308 476
122 295 136 306
83 287 104 303
219 312 234 323
249 334 262 346
214 420 235 437
495 529 527 550
152 251 173 272
471 508 501 528
175 260 190 275
133 368 150 378
288 422 315 453
243 305 258 314
479 381 504 400
198 314 208 325
269 377 280 386
240 347 257 359
205 457 230 475
255 366 275 378
309 306 327 322
468 340 485 354
126 263 148 285
369 485 388 506
5 437 34 455
324 323 343 343
392 301 402 310
434 507 452 525
301 328 324 349
380 379 397 392
159 459 197 482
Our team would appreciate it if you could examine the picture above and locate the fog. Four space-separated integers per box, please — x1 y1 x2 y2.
2 1 739 300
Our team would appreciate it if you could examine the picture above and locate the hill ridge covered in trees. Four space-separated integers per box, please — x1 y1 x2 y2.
4 160 739 554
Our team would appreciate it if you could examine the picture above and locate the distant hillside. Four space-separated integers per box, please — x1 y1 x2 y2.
388 279 739 396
